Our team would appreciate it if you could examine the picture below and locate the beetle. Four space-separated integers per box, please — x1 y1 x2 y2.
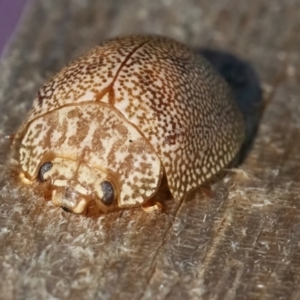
14 35 261 214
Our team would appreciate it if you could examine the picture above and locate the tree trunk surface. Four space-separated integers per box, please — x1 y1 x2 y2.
0 1 299 299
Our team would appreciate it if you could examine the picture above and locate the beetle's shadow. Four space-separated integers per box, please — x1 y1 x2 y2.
196 48 264 165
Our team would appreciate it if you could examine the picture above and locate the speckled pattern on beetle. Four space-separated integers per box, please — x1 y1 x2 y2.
13 35 257 214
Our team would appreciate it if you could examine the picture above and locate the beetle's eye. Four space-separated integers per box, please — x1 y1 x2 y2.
38 162 53 182
100 181 114 205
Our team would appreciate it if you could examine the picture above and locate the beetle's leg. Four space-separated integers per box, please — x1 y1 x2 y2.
141 198 163 213
142 173 171 213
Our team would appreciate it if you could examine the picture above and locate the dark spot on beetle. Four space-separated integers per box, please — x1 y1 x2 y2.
38 162 53 182
129 139 133 143
100 181 114 205
61 206 72 213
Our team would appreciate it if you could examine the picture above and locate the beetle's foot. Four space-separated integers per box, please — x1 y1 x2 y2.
200 185 213 198
19 172 33 185
142 201 163 213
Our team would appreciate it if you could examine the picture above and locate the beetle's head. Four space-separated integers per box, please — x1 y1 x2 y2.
17 103 163 214
21 157 118 214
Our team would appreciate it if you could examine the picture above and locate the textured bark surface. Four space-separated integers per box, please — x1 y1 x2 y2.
0 1 300 299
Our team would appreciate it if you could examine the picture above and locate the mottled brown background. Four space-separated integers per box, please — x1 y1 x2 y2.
0 1 300 299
